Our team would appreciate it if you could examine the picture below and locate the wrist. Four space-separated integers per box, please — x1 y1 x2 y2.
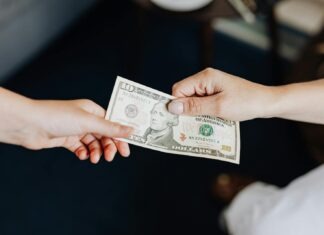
259 85 287 119
0 88 36 146
256 85 282 119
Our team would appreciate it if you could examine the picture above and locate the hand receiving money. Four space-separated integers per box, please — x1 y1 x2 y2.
0 88 133 164
106 76 240 164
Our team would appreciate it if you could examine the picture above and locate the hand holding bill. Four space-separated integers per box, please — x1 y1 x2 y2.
168 68 274 121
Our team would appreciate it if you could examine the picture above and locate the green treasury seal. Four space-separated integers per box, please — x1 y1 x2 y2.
199 124 214 137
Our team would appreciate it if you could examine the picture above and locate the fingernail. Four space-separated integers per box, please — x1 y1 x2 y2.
168 101 184 115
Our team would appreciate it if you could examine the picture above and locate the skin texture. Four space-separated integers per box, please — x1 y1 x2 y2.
0 87 133 164
168 68 324 125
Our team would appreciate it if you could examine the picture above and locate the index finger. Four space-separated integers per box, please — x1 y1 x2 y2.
83 114 134 138
172 68 220 98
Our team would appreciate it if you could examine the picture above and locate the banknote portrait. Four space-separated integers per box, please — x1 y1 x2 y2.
144 100 181 149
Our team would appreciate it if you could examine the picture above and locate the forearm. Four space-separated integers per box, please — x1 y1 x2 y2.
0 87 34 145
265 79 324 124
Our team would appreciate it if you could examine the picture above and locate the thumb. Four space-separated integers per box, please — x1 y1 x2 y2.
168 96 218 116
84 115 134 138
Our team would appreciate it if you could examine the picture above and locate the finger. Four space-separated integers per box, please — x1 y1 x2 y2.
172 68 220 97
168 95 219 116
101 137 118 162
83 115 134 138
60 136 89 160
113 139 130 157
75 145 89 160
81 134 103 164
93 134 102 139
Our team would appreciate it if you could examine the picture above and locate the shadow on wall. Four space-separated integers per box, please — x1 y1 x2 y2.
0 0 98 82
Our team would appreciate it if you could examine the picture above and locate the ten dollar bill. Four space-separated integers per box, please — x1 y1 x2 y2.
106 76 240 164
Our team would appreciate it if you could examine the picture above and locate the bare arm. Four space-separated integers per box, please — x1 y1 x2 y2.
268 79 324 124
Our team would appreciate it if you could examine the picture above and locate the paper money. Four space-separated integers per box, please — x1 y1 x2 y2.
106 76 240 164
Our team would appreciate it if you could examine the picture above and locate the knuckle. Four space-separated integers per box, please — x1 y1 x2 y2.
109 122 122 134
63 137 78 150
202 67 215 77
84 99 95 106
77 99 95 107
186 98 201 114
77 99 103 116
172 83 180 93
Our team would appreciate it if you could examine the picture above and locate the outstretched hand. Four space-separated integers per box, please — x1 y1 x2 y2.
0 88 133 164
28 99 133 163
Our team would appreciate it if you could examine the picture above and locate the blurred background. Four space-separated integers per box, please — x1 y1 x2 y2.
0 0 323 234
